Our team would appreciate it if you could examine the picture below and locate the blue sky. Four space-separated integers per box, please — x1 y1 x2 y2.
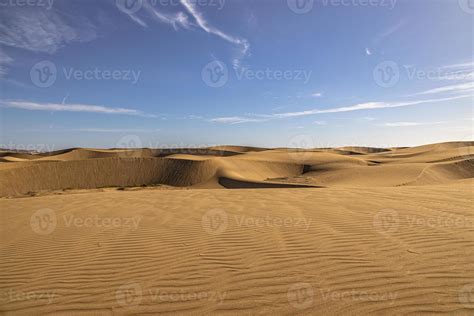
0 0 473 150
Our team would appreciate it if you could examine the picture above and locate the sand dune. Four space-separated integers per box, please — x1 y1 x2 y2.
337 146 391 154
0 141 472 197
0 182 472 315
0 141 473 314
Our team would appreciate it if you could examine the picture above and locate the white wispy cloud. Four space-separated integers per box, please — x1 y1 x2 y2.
373 20 405 45
127 12 148 28
413 82 474 96
209 116 267 124
314 121 326 125
180 0 249 52
0 7 98 54
311 92 323 97
433 61 473 81
366 20 405 55
141 3 192 30
1 100 156 117
0 50 13 78
72 128 158 133
180 0 250 67
121 1 249 68
440 61 474 71
378 121 445 127
210 94 471 124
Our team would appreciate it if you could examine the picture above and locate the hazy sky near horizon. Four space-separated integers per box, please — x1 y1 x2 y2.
0 0 473 150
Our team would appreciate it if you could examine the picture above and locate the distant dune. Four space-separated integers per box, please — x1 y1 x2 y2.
0 141 472 197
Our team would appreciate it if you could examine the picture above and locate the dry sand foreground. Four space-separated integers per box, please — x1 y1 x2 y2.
0 141 473 315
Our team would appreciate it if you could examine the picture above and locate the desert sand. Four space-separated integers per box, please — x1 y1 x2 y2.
0 141 473 314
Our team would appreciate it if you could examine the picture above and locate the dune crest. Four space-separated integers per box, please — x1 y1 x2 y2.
0 141 472 197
